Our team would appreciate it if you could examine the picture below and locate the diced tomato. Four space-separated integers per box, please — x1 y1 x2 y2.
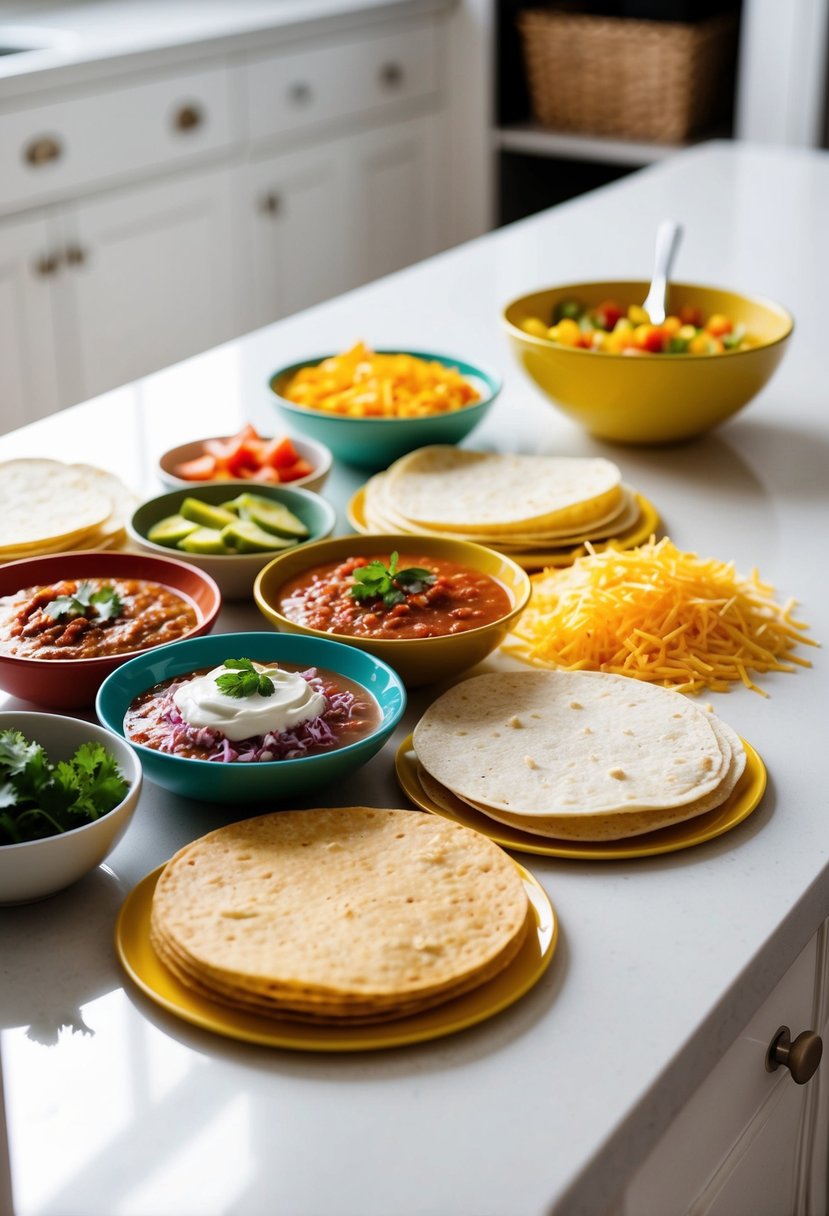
174 454 217 480
277 458 314 482
678 305 705 328
225 441 261 478
261 436 301 470
247 465 281 483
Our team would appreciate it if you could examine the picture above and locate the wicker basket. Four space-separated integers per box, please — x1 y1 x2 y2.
518 9 738 143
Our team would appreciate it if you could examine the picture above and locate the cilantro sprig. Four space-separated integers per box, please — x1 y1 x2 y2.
0 730 129 845
44 582 122 623
214 658 275 699
350 551 437 609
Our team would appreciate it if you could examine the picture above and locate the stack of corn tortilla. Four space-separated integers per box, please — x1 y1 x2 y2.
150 806 531 1023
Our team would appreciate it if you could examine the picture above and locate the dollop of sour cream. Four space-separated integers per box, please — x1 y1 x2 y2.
173 663 327 741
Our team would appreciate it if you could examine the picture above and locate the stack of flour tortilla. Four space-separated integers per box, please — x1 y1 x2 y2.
0 459 135 560
150 806 531 1023
357 447 643 555
412 672 746 842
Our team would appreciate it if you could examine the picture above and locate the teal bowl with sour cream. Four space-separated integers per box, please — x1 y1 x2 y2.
95 632 406 805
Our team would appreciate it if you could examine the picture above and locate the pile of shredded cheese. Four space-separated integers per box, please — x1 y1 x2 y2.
282 342 481 419
505 536 817 695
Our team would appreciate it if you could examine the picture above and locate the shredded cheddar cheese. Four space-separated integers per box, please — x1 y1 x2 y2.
282 342 481 419
505 536 817 695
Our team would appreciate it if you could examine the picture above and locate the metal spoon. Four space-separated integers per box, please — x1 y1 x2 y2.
642 219 683 324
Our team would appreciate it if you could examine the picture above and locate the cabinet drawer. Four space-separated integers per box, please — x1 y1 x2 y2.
0 64 233 212
620 933 821 1216
246 20 440 143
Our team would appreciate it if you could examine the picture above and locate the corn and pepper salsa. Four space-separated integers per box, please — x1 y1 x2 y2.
520 299 755 355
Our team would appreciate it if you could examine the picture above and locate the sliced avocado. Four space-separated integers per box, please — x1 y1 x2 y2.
224 493 308 538
179 526 230 555
221 520 298 554
147 514 199 548
180 497 237 529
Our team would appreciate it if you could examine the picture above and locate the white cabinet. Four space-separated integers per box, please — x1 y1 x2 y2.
242 112 445 331
0 211 61 430
243 142 348 332
345 113 444 289
0 7 455 424
617 924 829 1216
58 167 239 403
0 168 238 426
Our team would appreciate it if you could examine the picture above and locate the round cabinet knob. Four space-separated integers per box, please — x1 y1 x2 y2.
259 193 282 216
64 245 87 267
288 82 312 106
766 1025 823 1085
174 104 204 133
24 135 62 167
33 253 61 277
379 62 404 90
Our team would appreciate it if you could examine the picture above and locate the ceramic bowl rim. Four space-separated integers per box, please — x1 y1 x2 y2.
127 482 338 562
157 432 333 489
0 550 221 671
0 709 142 854
268 348 502 423
253 533 532 648
95 631 407 773
502 279 795 361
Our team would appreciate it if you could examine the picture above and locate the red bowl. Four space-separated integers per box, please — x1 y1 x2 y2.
0 551 221 709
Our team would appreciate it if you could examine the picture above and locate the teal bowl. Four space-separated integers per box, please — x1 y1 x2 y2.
127 482 336 601
268 350 501 470
95 632 406 805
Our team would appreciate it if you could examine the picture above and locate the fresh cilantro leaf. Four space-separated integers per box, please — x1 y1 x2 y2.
349 552 436 609
43 582 122 623
214 659 275 699
0 733 128 845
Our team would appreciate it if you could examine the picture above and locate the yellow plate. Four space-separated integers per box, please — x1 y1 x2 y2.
396 735 766 861
347 488 660 569
115 860 558 1052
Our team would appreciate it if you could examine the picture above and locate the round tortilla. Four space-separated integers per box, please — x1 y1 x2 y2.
384 447 623 533
413 671 731 817
151 807 530 1018
0 459 112 551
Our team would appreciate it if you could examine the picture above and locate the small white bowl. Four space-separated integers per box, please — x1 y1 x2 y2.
0 712 142 904
157 433 332 494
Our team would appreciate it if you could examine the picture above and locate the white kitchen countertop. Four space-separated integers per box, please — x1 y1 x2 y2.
1 139 828 1216
0 0 449 98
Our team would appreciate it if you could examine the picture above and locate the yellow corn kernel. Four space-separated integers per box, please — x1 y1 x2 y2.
553 317 582 346
627 304 650 326
662 316 681 336
677 324 698 342
520 317 549 338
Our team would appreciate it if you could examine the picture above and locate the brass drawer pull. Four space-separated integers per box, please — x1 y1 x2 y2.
24 136 62 167
174 104 203 132
33 253 61 277
259 193 282 216
766 1025 823 1084
379 62 404 90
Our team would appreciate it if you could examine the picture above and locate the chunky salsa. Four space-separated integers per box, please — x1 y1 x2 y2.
124 662 381 761
277 553 512 640
0 577 198 661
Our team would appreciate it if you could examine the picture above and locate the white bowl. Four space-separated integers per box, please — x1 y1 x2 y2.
0 712 142 904
157 433 332 494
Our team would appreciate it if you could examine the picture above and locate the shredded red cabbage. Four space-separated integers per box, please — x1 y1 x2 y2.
156 668 357 762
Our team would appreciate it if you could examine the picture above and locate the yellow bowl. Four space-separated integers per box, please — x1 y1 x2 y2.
503 281 793 444
253 534 531 688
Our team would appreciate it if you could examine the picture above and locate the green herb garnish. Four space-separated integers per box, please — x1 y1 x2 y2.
215 658 275 699
43 582 122 622
350 551 437 609
0 730 129 845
